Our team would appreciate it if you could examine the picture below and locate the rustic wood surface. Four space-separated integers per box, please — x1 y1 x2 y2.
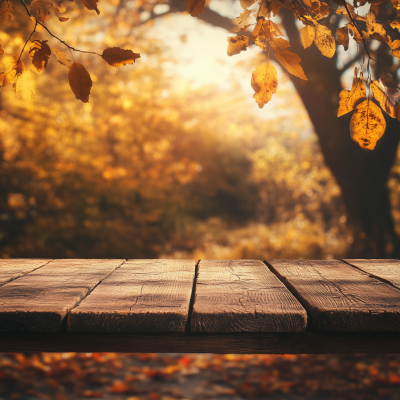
343 259 400 288
1 332 400 354
191 260 307 333
0 259 51 287
68 259 196 333
266 259 400 332
0 259 124 332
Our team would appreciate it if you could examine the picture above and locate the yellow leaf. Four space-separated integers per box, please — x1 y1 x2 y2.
387 39 400 49
300 25 315 49
371 79 400 120
51 47 72 68
227 36 249 56
263 20 284 38
81 0 100 15
252 18 264 40
186 0 205 17
270 38 308 80
29 40 51 72
0 56 23 88
336 26 349 51
0 45 4 56
392 0 400 17
102 47 140 67
0 0 13 25
393 49 400 60
350 99 386 150
390 20 400 32
68 62 92 103
251 62 278 108
236 8 251 24
267 0 282 16
235 24 251 32
338 73 366 117
314 24 336 58
347 22 363 43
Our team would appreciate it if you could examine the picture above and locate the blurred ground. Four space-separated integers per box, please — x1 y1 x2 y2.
1 352 400 400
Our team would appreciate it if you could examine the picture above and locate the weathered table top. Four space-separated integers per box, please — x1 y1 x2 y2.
1 258 400 353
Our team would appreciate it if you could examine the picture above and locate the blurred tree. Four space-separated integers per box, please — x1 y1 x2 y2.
157 0 400 258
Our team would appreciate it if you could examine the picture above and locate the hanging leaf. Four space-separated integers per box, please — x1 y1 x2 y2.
236 8 252 24
300 25 316 49
336 26 349 51
102 48 140 67
270 38 308 80
0 0 13 25
252 18 264 40
371 79 400 120
347 22 363 43
0 45 4 56
29 40 52 72
251 62 278 108
0 56 23 88
81 0 100 15
51 47 72 68
186 0 205 17
350 99 386 150
314 24 336 58
227 36 249 56
338 72 366 117
68 62 92 103
390 20 400 32
235 24 252 32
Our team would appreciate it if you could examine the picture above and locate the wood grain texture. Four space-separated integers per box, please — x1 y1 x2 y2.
0 259 124 332
1 332 400 354
191 259 307 333
68 259 196 333
267 259 400 332
343 259 400 288
0 259 51 287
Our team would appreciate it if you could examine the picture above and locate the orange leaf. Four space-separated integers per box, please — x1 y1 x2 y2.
81 0 100 15
251 62 278 108
350 99 386 150
0 0 13 25
29 40 51 72
338 71 366 117
102 47 140 67
371 79 400 120
186 0 205 17
227 36 249 56
68 62 92 103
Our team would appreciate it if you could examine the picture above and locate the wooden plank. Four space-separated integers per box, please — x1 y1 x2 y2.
191 259 307 333
68 259 196 333
2 332 400 354
0 259 51 287
343 259 400 288
267 259 400 332
0 259 124 332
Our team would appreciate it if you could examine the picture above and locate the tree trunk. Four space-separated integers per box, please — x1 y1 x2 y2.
174 1 400 257
280 9 400 257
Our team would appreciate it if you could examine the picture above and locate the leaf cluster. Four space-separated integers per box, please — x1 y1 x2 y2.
1 0 400 149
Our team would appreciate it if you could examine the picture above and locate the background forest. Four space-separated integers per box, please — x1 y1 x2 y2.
3 0 399 260
2 2 400 400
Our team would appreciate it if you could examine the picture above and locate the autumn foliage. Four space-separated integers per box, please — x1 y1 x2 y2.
1 0 400 151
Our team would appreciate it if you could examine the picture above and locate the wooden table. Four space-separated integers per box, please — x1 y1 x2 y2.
1 258 400 354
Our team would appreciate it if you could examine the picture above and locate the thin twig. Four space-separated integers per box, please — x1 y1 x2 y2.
19 0 101 57
18 20 37 62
